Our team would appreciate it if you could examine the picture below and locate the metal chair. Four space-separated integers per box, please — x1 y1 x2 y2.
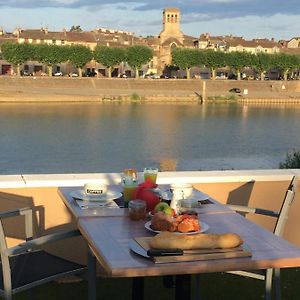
226 175 297 300
0 207 87 300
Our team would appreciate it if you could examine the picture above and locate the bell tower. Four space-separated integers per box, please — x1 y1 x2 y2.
159 8 183 45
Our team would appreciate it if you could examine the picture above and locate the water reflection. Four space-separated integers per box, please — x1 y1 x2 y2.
0 103 299 174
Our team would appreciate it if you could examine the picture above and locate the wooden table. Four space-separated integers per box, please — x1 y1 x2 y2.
58 186 300 300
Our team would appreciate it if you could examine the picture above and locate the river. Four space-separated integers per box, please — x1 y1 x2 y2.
0 102 299 174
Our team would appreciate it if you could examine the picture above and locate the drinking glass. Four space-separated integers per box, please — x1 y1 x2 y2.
143 167 158 184
122 169 138 207
123 168 138 181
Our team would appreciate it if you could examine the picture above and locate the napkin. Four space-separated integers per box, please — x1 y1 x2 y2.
133 178 160 212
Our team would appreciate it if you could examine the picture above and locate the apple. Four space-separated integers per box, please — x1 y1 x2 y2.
164 207 173 216
154 202 170 212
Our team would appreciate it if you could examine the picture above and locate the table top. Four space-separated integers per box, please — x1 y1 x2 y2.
78 212 300 277
59 186 300 278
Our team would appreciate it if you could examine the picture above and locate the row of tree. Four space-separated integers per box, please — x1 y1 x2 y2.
172 48 300 80
1 41 300 80
0 42 153 77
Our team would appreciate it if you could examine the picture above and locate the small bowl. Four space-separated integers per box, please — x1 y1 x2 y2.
84 183 108 195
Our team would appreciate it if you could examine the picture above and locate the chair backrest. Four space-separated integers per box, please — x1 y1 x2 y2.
274 176 297 237
0 208 33 296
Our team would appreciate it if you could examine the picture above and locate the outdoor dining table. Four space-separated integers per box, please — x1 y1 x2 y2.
58 185 300 300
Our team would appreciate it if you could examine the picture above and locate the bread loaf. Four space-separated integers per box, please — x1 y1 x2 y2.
149 232 243 250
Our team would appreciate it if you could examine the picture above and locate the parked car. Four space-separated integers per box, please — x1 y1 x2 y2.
54 71 63 76
144 73 160 79
228 74 237 80
21 70 31 76
86 70 97 77
69 72 78 77
229 88 241 93
160 74 169 79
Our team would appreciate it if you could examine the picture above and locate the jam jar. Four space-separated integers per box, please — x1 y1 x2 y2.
128 199 146 220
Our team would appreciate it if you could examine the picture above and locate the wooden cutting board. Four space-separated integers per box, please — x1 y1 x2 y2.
135 237 252 264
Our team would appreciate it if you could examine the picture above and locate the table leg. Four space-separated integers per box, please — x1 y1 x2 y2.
132 277 144 300
175 275 191 300
88 247 97 300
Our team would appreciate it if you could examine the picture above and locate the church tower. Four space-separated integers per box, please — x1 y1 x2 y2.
159 8 183 45
158 8 184 72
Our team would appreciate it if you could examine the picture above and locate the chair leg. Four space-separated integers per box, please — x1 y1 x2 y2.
194 274 201 300
274 268 281 300
88 248 97 300
175 275 191 300
132 277 144 300
265 268 273 300
4 290 12 300
163 275 175 288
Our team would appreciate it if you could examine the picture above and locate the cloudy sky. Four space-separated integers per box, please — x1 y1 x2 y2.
1 0 300 41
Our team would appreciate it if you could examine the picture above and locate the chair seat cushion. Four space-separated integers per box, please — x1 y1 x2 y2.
0 250 86 290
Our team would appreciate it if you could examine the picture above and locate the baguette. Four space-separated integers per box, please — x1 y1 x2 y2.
149 232 243 250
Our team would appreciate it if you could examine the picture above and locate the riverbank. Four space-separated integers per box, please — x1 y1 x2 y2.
1 76 300 103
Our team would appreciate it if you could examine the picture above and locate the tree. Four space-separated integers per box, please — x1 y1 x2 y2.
279 150 300 169
225 52 253 80
1 42 33 76
94 46 126 78
253 53 273 80
32 44 68 76
273 53 298 80
204 50 226 80
126 45 153 78
66 45 93 77
171 48 198 79
70 25 83 32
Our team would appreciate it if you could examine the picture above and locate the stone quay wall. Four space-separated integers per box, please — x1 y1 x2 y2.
0 76 300 103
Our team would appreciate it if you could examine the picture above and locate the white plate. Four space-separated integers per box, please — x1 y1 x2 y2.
70 189 122 202
144 220 209 235
160 189 209 202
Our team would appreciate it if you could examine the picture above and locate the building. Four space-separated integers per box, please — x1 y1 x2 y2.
194 33 281 54
1 8 300 77
147 7 195 74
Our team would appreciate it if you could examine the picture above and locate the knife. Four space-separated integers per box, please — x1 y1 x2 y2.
147 248 183 257
129 240 183 258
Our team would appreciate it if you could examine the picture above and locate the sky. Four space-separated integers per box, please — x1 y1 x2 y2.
0 0 300 41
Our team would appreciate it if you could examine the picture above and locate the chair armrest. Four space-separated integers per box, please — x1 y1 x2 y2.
7 229 82 256
227 204 279 218
0 207 32 219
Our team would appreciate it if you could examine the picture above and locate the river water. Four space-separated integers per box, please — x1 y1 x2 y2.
0 102 299 175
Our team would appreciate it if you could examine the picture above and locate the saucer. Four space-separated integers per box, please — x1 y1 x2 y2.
70 189 122 202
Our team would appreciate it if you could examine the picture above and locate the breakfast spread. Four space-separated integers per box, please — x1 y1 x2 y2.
150 210 201 233
125 179 243 253
149 231 243 250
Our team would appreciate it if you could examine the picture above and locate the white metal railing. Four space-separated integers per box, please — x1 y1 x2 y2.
0 169 298 188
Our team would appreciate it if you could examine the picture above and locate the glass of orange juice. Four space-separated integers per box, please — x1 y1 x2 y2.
122 169 138 207
143 167 158 184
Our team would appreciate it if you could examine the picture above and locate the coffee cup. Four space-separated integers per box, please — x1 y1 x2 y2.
170 183 193 200
84 183 108 195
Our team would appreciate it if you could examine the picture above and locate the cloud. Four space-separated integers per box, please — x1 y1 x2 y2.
1 0 300 18
1 0 299 40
